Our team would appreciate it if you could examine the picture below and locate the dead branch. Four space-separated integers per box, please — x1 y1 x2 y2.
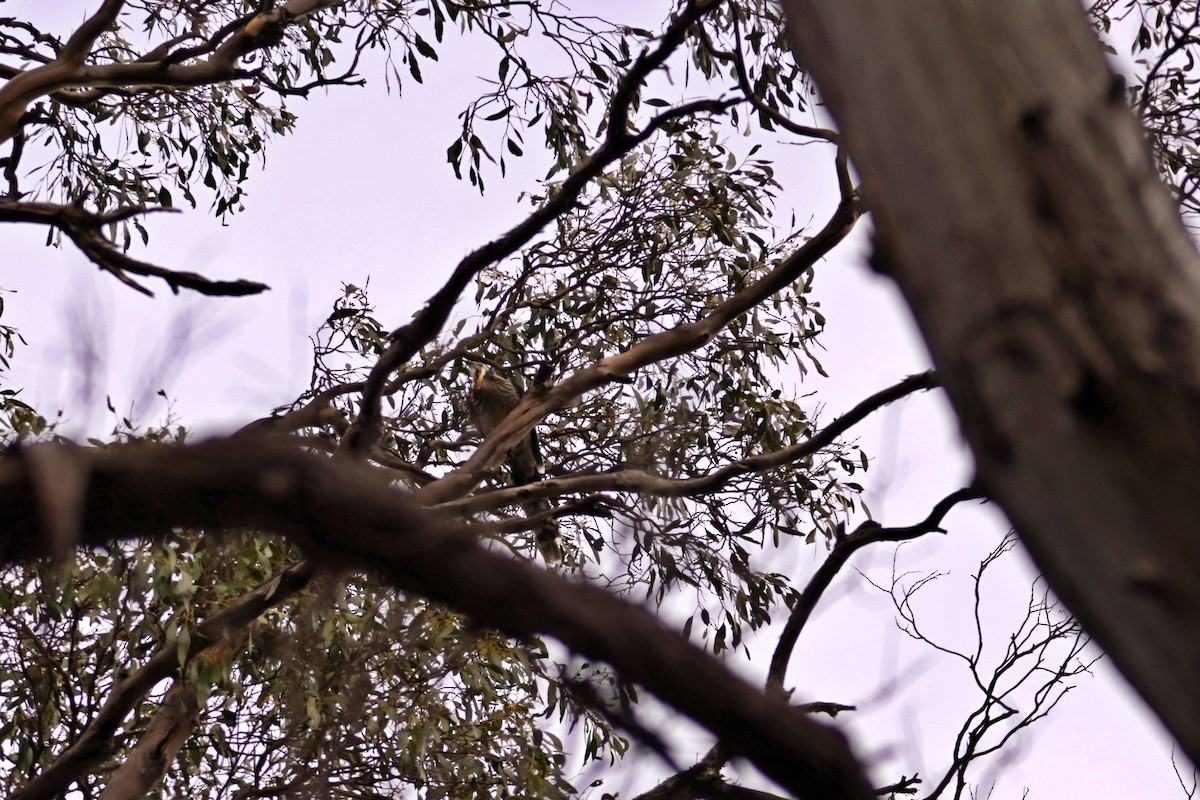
767 488 986 695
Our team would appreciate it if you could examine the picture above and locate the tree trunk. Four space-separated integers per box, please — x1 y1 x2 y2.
778 0 1200 762
98 682 200 800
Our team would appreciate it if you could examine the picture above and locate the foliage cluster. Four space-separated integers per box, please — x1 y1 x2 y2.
0 1 1188 798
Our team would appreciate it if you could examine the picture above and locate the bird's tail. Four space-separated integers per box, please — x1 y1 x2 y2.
522 498 562 563
536 522 562 564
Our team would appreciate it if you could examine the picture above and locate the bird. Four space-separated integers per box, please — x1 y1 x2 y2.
468 365 562 563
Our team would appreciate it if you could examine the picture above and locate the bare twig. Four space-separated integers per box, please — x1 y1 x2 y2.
869 533 1098 800
1171 744 1198 799
625 487 982 800
797 701 856 717
876 774 922 796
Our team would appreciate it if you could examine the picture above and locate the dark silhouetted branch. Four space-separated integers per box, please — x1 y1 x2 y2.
767 488 986 694
0 438 875 800
0 199 267 296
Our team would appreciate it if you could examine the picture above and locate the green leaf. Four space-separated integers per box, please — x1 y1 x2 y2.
414 34 438 61
177 628 191 670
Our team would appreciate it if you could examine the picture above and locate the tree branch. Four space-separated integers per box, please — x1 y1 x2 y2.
60 0 126 64
95 680 201 800
341 0 729 456
0 0 348 146
436 371 936 514
778 0 1200 762
695 19 839 143
0 198 267 296
624 488 981 800
0 438 875 800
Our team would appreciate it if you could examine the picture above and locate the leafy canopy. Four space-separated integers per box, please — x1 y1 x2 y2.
0 1 1179 798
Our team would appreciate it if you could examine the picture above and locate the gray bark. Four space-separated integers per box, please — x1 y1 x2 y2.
777 0 1200 762
98 682 199 800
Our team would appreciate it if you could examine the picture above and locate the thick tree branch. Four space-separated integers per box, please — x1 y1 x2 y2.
437 371 935 514
234 399 347 437
60 0 126 64
630 745 727 800
0 439 874 800
778 0 1200 762
96 681 201 800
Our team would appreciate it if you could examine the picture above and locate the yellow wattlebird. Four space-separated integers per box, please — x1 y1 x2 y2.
468 366 562 563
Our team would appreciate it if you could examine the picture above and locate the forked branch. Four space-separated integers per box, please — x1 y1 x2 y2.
767 487 987 694
0 438 875 800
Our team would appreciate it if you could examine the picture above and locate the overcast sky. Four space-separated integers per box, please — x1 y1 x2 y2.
1 2 1193 797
